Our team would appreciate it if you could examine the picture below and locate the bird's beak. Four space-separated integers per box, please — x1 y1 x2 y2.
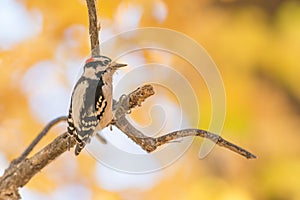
111 62 127 69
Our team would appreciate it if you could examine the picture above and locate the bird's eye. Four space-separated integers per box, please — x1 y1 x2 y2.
103 60 110 66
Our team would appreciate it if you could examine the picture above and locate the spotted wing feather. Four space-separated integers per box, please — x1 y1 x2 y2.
95 76 107 121
69 76 108 155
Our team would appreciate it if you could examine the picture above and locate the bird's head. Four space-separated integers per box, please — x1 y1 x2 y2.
84 55 126 77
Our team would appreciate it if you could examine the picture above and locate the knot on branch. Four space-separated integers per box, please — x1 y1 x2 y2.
129 85 155 108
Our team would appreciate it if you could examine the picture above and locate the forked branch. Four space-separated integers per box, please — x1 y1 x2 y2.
0 85 156 199
0 85 256 199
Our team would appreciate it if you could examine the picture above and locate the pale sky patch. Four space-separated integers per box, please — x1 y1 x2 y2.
0 0 42 50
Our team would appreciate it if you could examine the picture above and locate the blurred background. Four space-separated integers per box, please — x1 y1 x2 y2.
1 0 300 199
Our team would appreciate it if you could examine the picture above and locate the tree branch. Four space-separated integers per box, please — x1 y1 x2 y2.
0 84 256 199
86 0 100 56
0 132 76 200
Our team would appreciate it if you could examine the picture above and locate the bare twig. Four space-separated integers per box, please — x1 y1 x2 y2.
12 116 67 164
116 117 256 159
113 85 256 159
86 0 100 56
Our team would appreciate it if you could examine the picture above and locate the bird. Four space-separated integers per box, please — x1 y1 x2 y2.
67 55 126 155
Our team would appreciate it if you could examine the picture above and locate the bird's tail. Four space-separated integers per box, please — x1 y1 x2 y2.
75 142 86 156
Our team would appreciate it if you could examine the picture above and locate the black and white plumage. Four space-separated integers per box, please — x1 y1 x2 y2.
67 55 126 155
